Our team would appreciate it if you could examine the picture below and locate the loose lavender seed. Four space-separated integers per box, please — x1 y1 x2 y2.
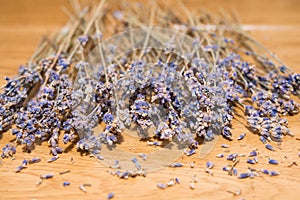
157 183 167 189
233 168 238 176
40 173 54 179
29 157 41 164
222 166 230 171
265 144 275 151
269 159 279 165
138 153 147 160
221 144 230 148
269 171 280 176
249 151 257 157
247 159 255 165
169 162 184 168
15 165 26 173
261 169 269 175
47 155 59 163
237 133 246 140
107 192 115 199
216 153 224 158
238 173 249 179
206 161 214 169
63 181 71 186
227 153 238 161
175 177 180 184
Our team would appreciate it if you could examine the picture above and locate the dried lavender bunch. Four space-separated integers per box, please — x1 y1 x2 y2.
1 0 300 161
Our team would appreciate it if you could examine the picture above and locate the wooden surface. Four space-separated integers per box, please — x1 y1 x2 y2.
0 0 300 199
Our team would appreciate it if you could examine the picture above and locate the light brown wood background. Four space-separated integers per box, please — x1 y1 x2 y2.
0 0 300 199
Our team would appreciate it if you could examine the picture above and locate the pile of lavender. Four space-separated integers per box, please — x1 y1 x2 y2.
1 0 299 164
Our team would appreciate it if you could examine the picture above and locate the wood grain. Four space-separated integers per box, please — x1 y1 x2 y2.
0 0 300 199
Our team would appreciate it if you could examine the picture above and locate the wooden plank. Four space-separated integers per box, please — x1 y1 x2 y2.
0 1 299 199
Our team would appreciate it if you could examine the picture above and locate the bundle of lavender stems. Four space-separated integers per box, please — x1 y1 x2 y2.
1 0 299 160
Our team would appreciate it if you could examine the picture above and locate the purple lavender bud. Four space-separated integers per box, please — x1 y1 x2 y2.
260 136 267 144
206 161 214 169
119 171 129 179
247 159 256 165
227 153 237 161
40 173 54 179
63 181 71 186
175 177 180 184
185 149 196 156
29 157 41 164
269 171 280 176
233 168 238 176
169 162 184 168
249 151 257 157
138 153 147 160
265 144 275 151
221 144 229 148
157 183 167 189
22 159 29 166
261 169 269 175
55 147 63 154
238 173 249 179
47 155 59 163
237 133 246 140
107 192 115 199
222 166 230 171
268 159 278 165
216 154 224 158
15 165 25 173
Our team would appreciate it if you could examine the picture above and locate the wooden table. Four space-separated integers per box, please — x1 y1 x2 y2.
0 0 300 199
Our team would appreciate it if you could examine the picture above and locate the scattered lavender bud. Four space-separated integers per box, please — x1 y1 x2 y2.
47 155 59 163
265 144 275 151
237 133 246 140
22 159 29 166
157 183 167 189
63 181 71 186
232 168 238 176
184 148 196 156
110 160 120 169
169 162 184 168
175 177 180 184
268 159 279 165
216 154 224 158
96 155 104 160
261 169 269 175
247 159 255 165
227 153 238 161
29 157 41 164
40 173 54 179
206 161 214 169
238 173 249 179
222 166 230 171
15 165 26 173
132 157 142 170
138 153 147 160
221 144 230 148
249 151 257 157
260 136 267 144
269 171 280 176
107 192 115 199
